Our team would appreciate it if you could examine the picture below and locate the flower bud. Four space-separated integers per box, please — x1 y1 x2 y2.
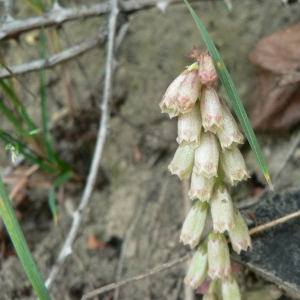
193 132 219 178
208 232 231 279
203 293 217 300
188 172 215 201
180 201 209 248
184 244 208 289
242 285 282 300
168 145 194 180
216 102 244 150
177 101 202 148
200 86 224 133
220 147 250 186
222 277 241 300
160 67 201 118
198 52 218 85
228 207 252 254
210 184 235 233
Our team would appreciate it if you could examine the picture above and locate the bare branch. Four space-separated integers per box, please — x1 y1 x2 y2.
0 25 108 79
0 3 111 40
81 254 191 300
0 0 204 41
45 0 119 289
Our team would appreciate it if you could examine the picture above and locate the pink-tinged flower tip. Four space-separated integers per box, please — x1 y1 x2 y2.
177 101 202 149
193 131 219 178
168 145 194 180
198 52 218 85
180 201 209 248
208 232 231 279
220 147 251 186
160 67 201 118
188 172 216 202
228 207 252 254
217 101 244 150
210 184 235 233
200 86 224 134
222 276 241 300
184 244 208 289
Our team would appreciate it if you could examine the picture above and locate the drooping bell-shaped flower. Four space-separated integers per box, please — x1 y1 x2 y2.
220 147 250 186
160 65 201 118
242 284 282 300
184 243 208 289
222 276 241 300
208 232 231 279
216 101 244 150
188 172 215 201
198 52 218 85
228 207 252 254
180 201 209 248
177 101 202 148
168 145 194 180
200 86 224 134
210 183 235 233
193 132 219 178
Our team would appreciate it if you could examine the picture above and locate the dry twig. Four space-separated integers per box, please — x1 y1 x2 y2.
81 254 192 300
0 26 108 79
44 0 119 288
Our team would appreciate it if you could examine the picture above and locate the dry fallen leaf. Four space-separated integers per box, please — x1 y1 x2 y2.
247 22 300 131
87 234 107 250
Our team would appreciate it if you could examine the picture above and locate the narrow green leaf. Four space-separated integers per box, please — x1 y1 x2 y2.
48 171 72 224
0 176 51 299
40 28 55 164
184 0 273 190
0 80 37 132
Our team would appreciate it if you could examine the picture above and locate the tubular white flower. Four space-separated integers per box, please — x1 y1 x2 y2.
168 145 194 180
184 244 208 289
177 101 202 148
222 277 241 300
188 172 215 201
180 201 209 248
159 68 201 118
216 102 244 150
208 232 231 279
198 52 218 85
200 86 224 133
193 132 219 178
177 69 202 113
228 207 252 254
210 184 235 233
159 72 186 118
220 147 250 186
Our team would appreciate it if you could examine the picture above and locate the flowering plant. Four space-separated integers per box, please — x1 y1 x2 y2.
160 47 252 299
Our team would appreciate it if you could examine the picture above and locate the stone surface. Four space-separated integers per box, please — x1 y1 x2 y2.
233 189 300 299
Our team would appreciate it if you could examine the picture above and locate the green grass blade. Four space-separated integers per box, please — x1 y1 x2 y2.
0 98 27 135
0 80 37 132
40 28 55 164
183 0 273 190
0 176 51 299
48 171 72 224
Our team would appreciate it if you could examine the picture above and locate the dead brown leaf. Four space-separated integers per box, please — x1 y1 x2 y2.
87 234 107 250
248 22 300 131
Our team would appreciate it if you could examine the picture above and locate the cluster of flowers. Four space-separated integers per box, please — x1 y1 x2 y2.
160 47 252 299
